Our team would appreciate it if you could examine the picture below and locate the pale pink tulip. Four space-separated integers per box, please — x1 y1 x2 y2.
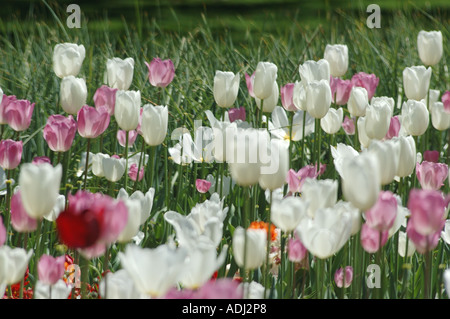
406 221 440 254
228 106 246 123
4 99 35 131
351 72 379 100
128 163 144 182
0 94 17 124
281 83 297 111
407 189 446 236
93 85 118 115
364 191 398 231
334 266 353 288
196 179 212 193
77 105 110 139
342 116 355 135
245 72 255 98
145 57 175 88
117 130 138 148
43 114 77 152
360 223 389 253
442 91 450 113
0 139 23 170
423 150 439 163
286 164 325 194
37 254 65 285
287 234 308 262
384 116 401 140
10 191 38 233
416 161 448 190
330 77 352 105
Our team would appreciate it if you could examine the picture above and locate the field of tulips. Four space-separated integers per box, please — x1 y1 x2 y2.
0 1 450 303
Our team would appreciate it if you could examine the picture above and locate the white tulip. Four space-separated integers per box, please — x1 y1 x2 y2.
320 107 343 134
99 269 143 299
441 220 450 245
43 194 66 222
116 196 142 243
258 138 289 191
324 44 348 77
366 139 400 186
270 196 309 232
213 71 240 108
393 135 417 178
401 99 429 136
255 81 279 113
299 59 330 84
107 57 135 91
102 156 126 182
444 269 450 299
119 244 187 298
348 86 369 117
431 102 450 131
305 79 332 119
141 104 168 146
357 117 372 149
60 76 87 115
371 96 395 116
232 227 267 270
115 90 141 131
403 66 432 101
301 178 338 218
330 143 359 178
253 61 278 100
53 43 85 78
293 80 307 111
91 152 110 178
334 200 361 236
0 246 33 285
19 163 62 219
269 106 315 141
34 279 72 299
398 231 416 257
365 100 392 140
417 30 443 66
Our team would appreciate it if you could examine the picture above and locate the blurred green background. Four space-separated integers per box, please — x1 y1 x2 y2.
1 0 449 43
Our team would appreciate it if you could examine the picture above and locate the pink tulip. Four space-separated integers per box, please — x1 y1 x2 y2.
0 94 17 124
360 223 389 253
93 85 118 116
364 191 398 231
77 105 110 139
4 99 35 131
0 139 23 170
334 266 353 288
407 189 446 236
145 57 175 88
442 91 450 113
117 130 138 148
384 115 401 140
342 116 355 135
406 221 440 254
43 114 77 153
287 234 308 262
423 150 439 163
10 191 38 233
32 156 52 165
0 216 6 246
280 83 297 111
416 161 448 190
128 163 144 182
193 278 243 299
245 72 255 98
286 164 325 194
330 77 352 105
350 72 380 100
196 179 212 193
228 106 246 123
37 254 65 285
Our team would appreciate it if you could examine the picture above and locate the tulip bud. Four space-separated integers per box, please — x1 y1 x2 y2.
228 106 246 123
140 104 168 146
0 216 5 246
384 115 401 140
306 79 332 119
403 66 432 101
18 163 62 219
334 266 353 288
255 81 279 113
293 81 307 111
115 90 141 132
107 57 135 91
196 179 212 193
443 91 450 113
287 234 308 262
52 43 86 78
416 161 448 191
424 150 439 163
431 102 450 131
245 72 255 98
145 57 175 88
128 163 144 182
299 59 330 84
320 107 343 134
253 62 278 100
43 114 77 153
60 76 87 115
93 85 118 116
232 227 267 270
213 71 240 108
365 100 392 140
406 221 440 254
357 117 371 148
324 44 348 77
117 130 138 148
77 105 110 139
417 30 443 66
401 99 429 136
398 231 416 257
0 139 23 170
347 86 369 117
350 72 379 100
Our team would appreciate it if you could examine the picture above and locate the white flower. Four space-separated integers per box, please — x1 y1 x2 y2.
213 71 240 108
299 59 330 84
301 178 338 218
398 231 416 258
115 90 141 131
0 246 33 285
141 104 168 146
269 106 315 142
34 279 72 299
417 30 443 66
99 269 144 299
232 227 267 270
102 156 126 182
53 43 86 78
320 107 343 134
441 220 450 245
270 196 309 233
324 44 348 77
107 57 135 91
253 61 278 100
60 76 87 115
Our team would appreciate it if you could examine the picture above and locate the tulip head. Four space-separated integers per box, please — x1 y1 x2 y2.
350 72 379 100
4 99 35 132
107 57 135 91
213 71 240 108
253 61 278 100
145 57 175 88
403 66 432 101
0 139 23 170
324 44 348 77
60 76 87 115
417 30 443 66
305 79 332 119
140 104 168 146
43 114 77 153
114 90 141 132
52 43 86 78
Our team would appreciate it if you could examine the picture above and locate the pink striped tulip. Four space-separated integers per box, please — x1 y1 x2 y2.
0 139 23 170
93 85 118 116
37 254 65 285
77 105 110 139
407 189 446 236
416 161 448 190
4 99 35 131
43 114 77 153
10 191 38 233
280 83 297 111
364 191 397 231
145 57 175 88
350 72 379 100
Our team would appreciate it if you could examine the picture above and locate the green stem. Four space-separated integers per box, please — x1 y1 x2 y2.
80 254 90 299
83 139 91 190
124 131 129 191
264 190 273 298
301 111 306 166
288 111 294 167
133 139 146 193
